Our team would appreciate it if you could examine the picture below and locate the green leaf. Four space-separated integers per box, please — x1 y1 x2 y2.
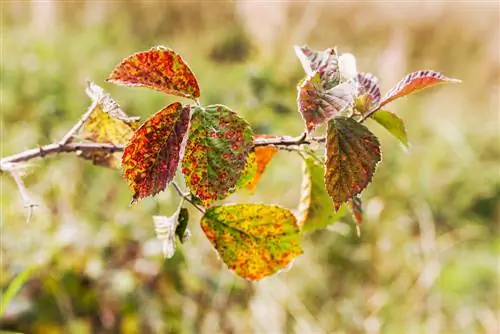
380 70 461 107
175 208 189 243
0 266 35 317
107 46 201 99
77 82 140 168
371 109 409 148
325 117 381 207
298 72 357 133
297 157 347 232
201 204 302 280
122 102 191 202
181 105 253 206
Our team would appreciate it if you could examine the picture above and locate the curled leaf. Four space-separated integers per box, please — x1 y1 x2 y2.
380 70 461 107
297 157 347 232
325 117 381 207
153 215 178 259
356 72 381 113
122 102 191 202
294 45 340 89
107 46 200 99
200 204 303 280
181 105 253 206
371 109 409 148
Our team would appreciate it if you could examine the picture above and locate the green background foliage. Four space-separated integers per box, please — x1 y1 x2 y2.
1 1 498 333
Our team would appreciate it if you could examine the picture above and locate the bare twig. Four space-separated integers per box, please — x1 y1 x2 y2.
59 101 96 145
171 182 205 214
9 170 37 223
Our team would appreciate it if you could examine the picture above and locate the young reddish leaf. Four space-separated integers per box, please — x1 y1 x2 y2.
122 102 191 202
355 72 381 113
298 72 357 133
325 117 381 207
237 135 278 192
181 105 253 206
380 70 461 107
294 45 340 89
77 82 140 168
107 46 200 99
349 196 363 225
296 157 347 232
200 204 303 280
371 109 409 148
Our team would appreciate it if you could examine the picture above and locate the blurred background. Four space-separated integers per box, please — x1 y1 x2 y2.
1 1 499 333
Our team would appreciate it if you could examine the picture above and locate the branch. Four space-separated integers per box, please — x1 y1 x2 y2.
171 182 205 214
7 168 37 223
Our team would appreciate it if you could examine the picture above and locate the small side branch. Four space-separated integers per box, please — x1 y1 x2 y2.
9 170 37 223
171 182 205 214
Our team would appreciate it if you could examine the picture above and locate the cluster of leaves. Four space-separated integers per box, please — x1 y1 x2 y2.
78 45 459 280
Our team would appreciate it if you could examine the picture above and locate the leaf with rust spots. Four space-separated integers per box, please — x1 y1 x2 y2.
200 204 303 280
122 102 191 202
298 72 357 133
296 157 347 232
371 109 409 148
294 45 340 89
380 70 461 107
355 72 381 113
107 46 200 99
325 117 381 207
181 105 253 206
237 135 278 192
77 82 140 168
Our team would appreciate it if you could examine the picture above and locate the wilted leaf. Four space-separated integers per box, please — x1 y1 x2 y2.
349 196 363 225
297 157 347 232
77 82 140 168
298 72 357 133
200 204 303 280
380 70 461 107
325 117 381 206
122 102 191 202
107 46 200 99
182 105 253 206
294 45 340 89
371 109 409 148
153 214 178 259
237 135 278 192
355 72 381 113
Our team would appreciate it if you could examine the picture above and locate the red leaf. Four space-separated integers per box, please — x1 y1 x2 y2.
294 45 340 89
380 70 461 107
107 46 200 99
356 72 381 111
122 102 191 202
350 196 363 225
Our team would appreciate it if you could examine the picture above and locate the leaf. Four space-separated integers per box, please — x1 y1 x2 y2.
325 117 381 207
355 72 381 113
107 46 200 99
77 82 140 168
380 70 461 107
294 45 340 89
122 102 191 202
175 207 190 243
0 266 35 317
237 135 278 192
181 105 253 206
200 204 303 280
296 157 347 232
371 109 409 148
298 72 357 133
349 196 363 225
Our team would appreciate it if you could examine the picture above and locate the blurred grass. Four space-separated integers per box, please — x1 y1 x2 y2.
1 1 499 333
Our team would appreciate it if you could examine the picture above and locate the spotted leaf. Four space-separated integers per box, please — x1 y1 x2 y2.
200 204 303 280
107 46 200 99
181 105 253 206
325 117 381 207
371 109 409 148
298 72 357 133
77 82 140 168
380 70 461 107
122 102 191 202
355 72 381 113
296 157 347 232
294 45 340 89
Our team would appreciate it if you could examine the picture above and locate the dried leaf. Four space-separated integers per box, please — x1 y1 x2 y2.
380 70 461 107
77 82 140 168
297 157 347 232
298 72 357 133
200 204 303 280
153 215 178 259
122 102 191 202
371 109 409 148
181 105 253 206
294 45 340 89
325 117 381 207
107 46 200 99
356 72 381 113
